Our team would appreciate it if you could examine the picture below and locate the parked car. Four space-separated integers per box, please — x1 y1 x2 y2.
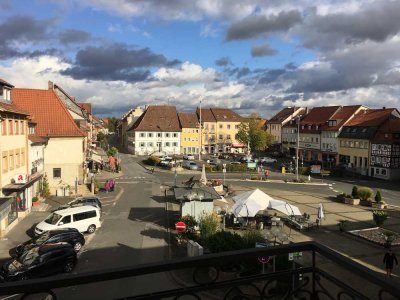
0 243 77 282
35 206 101 236
14 229 85 257
159 158 174 167
160 155 173 160
260 157 277 163
218 154 230 160
185 162 198 170
183 154 195 160
208 159 221 166
56 196 102 212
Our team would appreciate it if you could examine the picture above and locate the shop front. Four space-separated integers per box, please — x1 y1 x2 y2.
0 197 18 237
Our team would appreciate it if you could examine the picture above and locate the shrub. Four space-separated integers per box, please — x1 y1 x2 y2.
205 164 213 172
226 164 247 172
372 210 388 227
107 146 118 157
374 190 383 203
357 187 373 201
299 167 310 175
177 215 198 240
40 175 51 198
146 156 161 166
242 230 265 248
32 196 39 202
351 186 358 198
205 231 244 253
198 213 219 240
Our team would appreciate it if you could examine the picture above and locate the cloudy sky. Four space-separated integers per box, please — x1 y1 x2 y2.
1 0 400 118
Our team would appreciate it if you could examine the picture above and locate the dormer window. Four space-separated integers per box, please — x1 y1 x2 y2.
0 86 11 103
328 120 337 126
315 125 319 130
308 125 311 130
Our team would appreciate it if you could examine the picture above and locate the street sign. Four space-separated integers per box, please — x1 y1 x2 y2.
288 252 302 261
175 221 187 232
256 242 271 264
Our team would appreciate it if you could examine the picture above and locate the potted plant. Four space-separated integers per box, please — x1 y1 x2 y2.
372 190 386 209
372 210 388 227
338 219 349 232
32 196 40 207
357 187 373 206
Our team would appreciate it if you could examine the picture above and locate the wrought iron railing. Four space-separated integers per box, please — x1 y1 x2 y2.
0 241 398 299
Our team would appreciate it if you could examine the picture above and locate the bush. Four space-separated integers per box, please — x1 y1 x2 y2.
205 164 213 172
146 156 161 166
177 215 198 240
226 164 247 172
205 231 244 253
374 190 383 203
198 213 219 240
299 167 310 175
32 196 39 202
242 230 265 248
107 147 118 157
357 187 373 201
372 210 388 227
352 186 358 198
40 175 51 198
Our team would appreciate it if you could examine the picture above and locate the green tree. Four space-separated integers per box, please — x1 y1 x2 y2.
40 174 51 198
107 117 119 133
236 114 273 152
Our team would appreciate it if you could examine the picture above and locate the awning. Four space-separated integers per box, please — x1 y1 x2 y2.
231 144 246 148
2 173 44 193
91 153 103 164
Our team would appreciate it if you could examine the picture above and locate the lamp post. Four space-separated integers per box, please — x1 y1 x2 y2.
198 98 202 161
296 115 302 181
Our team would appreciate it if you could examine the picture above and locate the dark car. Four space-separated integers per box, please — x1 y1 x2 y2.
13 228 85 257
0 243 77 282
56 196 102 212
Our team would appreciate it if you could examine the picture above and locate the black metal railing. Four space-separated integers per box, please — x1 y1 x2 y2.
0 241 398 299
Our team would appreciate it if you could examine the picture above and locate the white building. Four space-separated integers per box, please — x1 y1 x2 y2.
127 105 181 155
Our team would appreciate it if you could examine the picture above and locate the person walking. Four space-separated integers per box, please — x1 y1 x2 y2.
105 180 110 193
383 248 398 278
110 179 115 192
265 169 270 181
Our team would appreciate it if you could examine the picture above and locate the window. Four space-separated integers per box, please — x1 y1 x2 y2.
20 121 24 134
8 120 13 134
381 169 387 176
14 120 19 135
73 211 96 222
235 125 239 129
355 141 359 148
139 142 145 147
165 133 170 138
140 133 145 138
227 135 231 140
2 152 8 173
316 138 319 143
211 125 215 130
60 216 71 224
15 151 20 168
364 142 368 149
219 135 223 140
173 133 178 138
173 142 178 147
53 168 61 178
157 133 162 138
219 124 223 129
375 168 380 175
148 133 153 138
20 149 25 166
227 124 231 129
9 153 14 170
1 119 6 135
165 142 170 147
148 142 153 147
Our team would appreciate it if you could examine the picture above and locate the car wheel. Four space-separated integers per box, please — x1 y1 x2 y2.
87 224 96 234
73 241 82 252
63 261 75 273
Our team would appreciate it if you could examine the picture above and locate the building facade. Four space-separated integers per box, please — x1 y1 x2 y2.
178 112 200 155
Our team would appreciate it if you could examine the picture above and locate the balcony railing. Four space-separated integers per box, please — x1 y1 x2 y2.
0 241 398 299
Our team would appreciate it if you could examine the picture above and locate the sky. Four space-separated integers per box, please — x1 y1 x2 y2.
1 0 400 119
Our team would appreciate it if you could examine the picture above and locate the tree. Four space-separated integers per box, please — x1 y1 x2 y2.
236 114 273 153
107 117 119 133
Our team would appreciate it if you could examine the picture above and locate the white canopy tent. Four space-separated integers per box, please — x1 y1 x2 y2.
232 189 302 218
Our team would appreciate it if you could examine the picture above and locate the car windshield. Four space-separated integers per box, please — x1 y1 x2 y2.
35 232 50 244
44 212 62 225
20 247 39 266
69 199 83 205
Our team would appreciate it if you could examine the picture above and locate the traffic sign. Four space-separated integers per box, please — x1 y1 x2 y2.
175 221 187 232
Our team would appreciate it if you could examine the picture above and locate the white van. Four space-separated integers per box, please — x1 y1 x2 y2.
35 206 101 236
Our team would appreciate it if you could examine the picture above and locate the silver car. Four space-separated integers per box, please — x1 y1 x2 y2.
185 162 198 170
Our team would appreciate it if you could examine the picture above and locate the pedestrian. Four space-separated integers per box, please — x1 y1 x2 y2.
265 169 270 181
105 180 110 193
110 179 115 192
383 248 398 277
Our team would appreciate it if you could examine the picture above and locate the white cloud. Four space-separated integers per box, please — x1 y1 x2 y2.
200 23 218 38
154 62 217 83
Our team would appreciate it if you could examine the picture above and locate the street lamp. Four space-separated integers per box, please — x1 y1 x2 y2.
198 98 202 161
296 115 302 181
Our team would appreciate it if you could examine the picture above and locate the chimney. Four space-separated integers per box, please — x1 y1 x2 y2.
48 80 54 90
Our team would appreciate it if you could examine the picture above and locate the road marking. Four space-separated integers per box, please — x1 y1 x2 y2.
0 295 19 300
332 190 339 193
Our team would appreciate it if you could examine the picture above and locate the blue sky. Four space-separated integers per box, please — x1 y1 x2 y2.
1 0 400 118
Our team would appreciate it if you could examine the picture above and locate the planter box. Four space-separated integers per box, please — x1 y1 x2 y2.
32 201 41 207
360 200 372 207
371 202 386 209
344 198 360 205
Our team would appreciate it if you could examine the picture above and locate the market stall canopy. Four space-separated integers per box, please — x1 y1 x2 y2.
268 199 302 216
174 181 221 202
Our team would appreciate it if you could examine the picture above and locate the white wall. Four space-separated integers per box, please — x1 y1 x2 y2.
129 131 181 155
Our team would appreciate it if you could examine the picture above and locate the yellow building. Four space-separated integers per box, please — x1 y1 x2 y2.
178 112 200 154
212 108 243 153
197 108 217 153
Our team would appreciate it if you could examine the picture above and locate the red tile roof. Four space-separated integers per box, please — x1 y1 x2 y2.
178 112 199 128
78 103 92 114
210 108 243 122
130 105 181 132
196 108 216 122
301 106 341 125
28 135 48 144
344 108 397 127
320 105 363 131
0 78 14 87
269 107 302 124
11 88 86 137
0 101 29 115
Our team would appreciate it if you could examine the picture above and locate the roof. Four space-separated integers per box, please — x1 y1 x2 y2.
0 101 29 115
373 119 400 143
29 135 48 144
269 107 302 124
11 88 86 137
130 105 181 132
0 78 14 87
344 108 397 127
174 181 221 201
320 105 363 131
78 103 92 114
301 106 341 125
196 108 216 122
210 108 243 122
178 112 199 128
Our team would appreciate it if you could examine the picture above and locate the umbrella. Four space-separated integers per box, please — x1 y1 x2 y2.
200 164 207 185
268 199 302 216
317 203 325 222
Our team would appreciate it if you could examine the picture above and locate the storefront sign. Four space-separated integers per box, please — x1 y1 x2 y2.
14 174 27 184
310 165 321 174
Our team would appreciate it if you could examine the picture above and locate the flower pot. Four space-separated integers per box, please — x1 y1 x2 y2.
360 199 372 207
372 202 386 209
32 201 41 207
344 198 360 205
